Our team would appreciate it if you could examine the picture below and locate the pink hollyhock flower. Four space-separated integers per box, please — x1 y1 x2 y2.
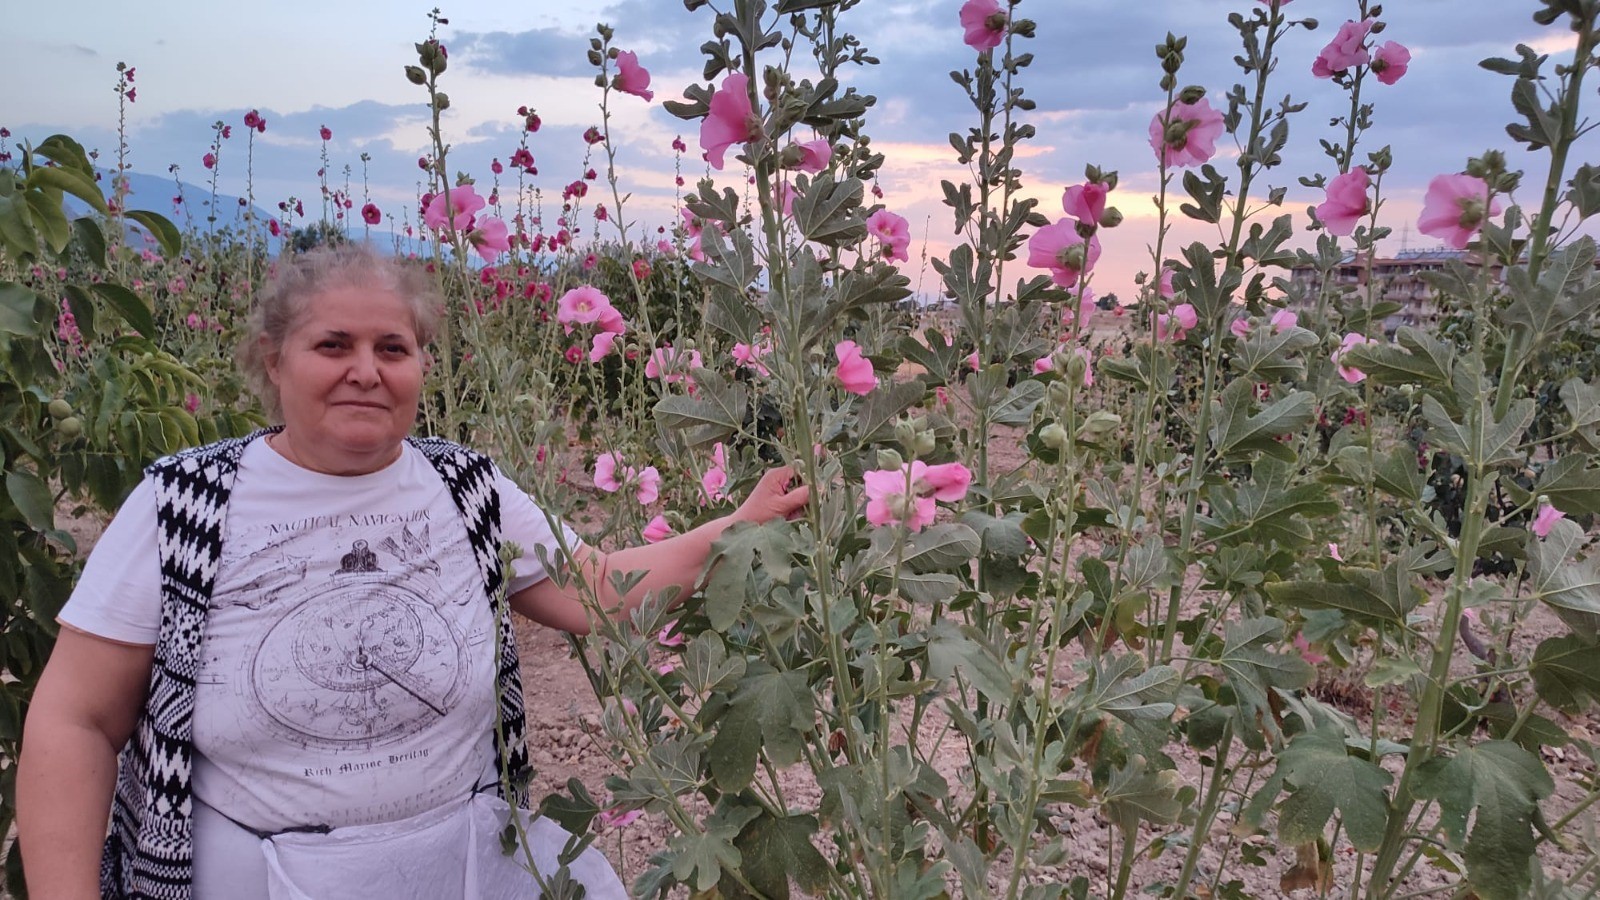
268 218 281 237
1328 542 1343 561
614 50 654 101
643 515 674 544
319 125 332 141
1158 268 1176 299
423 184 486 232
632 466 661 505
509 147 536 173
1418 174 1502 250
1149 97 1225 168
469 217 510 262
491 158 503 175
202 152 216 170
863 468 937 531
1060 288 1096 327
184 393 200 413
1230 317 1252 338
361 203 382 225
583 126 604 145
794 139 832 173
1293 633 1328 666
834 340 876 395
657 624 684 648
632 258 651 282
732 340 772 376
1156 303 1200 341
556 285 612 332
916 461 973 502
959 0 1008 52
1317 167 1371 236
646 347 704 385
966 352 980 371
1333 332 1377 383
776 181 798 217
701 72 760 170
1532 502 1566 538
656 239 673 255
865 209 911 263
598 807 642 829
1271 309 1299 332
1313 20 1374 78
564 345 583 365
1062 182 1108 226
243 110 262 131
594 452 625 492
1371 41 1411 85
582 254 598 271
702 443 729 503
671 136 687 153
1027 221 1101 287
590 331 619 362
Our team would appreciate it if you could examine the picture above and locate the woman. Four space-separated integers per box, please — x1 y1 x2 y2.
17 246 808 899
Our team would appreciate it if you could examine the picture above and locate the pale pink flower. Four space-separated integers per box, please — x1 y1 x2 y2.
702 443 729 503
423 184 485 232
794 139 832 173
959 0 1007 52
632 465 662 505
1532 502 1567 539
657 624 685 648
700 72 759 170
596 304 626 335
646 347 704 384
776 181 797 217
834 340 876 395
1418 174 1501 250
1027 221 1101 287
1328 542 1343 561
1062 182 1108 226
1158 303 1200 341
1313 19 1374 78
614 50 654 101
1230 318 1252 338
1270 309 1299 332
1060 288 1096 327
732 338 772 376
556 286 612 332
1317 167 1370 236
1371 41 1411 85
965 352 980 371
642 515 673 544
1158 268 1176 299
594 452 625 492
599 807 642 829
468 217 510 262
590 331 619 362
184 393 200 413
1333 332 1377 383
1293 633 1327 666
862 468 937 531
916 461 973 502
865 209 911 263
1149 97 1225 168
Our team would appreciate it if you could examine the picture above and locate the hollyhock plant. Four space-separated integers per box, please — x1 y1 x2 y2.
593 452 625 492
614 50 654 101
1317 167 1371 236
702 443 729 503
361 203 382 225
1417 174 1502 250
701 72 760 170
958 0 1007 52
423 185 486 232
631 466 662 505
589 331 620 362
793 139 833 173
834 340 877 395
642 515 673 544
1333 332 1378 383
1156 303 1200 341
1531 501 1567 538
1371 41 1411 84
1062 182 1108 226
1149 97 1225 167
1270 309 1299 333
556 286 613 332
1027 221 1101 287
1313 19 1374 78
647 347 705 385
865 209 911 263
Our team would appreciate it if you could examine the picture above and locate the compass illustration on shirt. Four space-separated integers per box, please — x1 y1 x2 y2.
251 559 469 749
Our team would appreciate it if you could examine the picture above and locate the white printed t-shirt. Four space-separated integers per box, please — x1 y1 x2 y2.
59 440 577 836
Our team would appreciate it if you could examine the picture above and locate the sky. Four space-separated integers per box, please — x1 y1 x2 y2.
5 0 1590 301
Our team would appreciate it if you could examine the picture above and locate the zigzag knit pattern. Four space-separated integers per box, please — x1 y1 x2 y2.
100 430 531 899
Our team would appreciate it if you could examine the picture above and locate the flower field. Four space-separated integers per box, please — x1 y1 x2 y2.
4 0 1600 897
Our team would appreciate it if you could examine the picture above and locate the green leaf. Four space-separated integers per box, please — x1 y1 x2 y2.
1229 325 1317 382
0 282 41 337
988 379 1045 427
682 632 746 696
71 216 108 268
1342 326 1457 397
1080 654 1179 723
1267 563 1424 626
1500 237 1600 342
1209 379 1315 461
924 619 1012 702
732 813 831 899
900 523 980 573
124 210 183 258
1526 518 1600 641
24 189 71 253
1101 756 1185 833
726 662 813 767
33 134 96 174
790 173 864 248
5 469 55 531
1530 634 1600 714
537 778 602 836
853 379 925 444
1536 455 1600 516
960 510 1030 558
654 375 748 448
668 803 760 892
1561 377 1600 453
895 571 962 604
701 522 796 632
1268 727 1393 851
1373 445 1425 503
1216 618 1315 728
1415 741 1554 900
90 282 156 338
26 165 109 216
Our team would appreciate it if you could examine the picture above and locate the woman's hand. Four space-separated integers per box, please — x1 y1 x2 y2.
730 465 810 526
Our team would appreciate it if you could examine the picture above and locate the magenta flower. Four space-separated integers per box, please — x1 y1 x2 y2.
319 125 332 141
700 72 760 170
794 139 833 173
642 515 674 544
1532 502 1567 539
834 340 876 395
865 209 911 263
1027 221 1101 287
556 285 612 332
361 203 382 226
590 331 619 362
509 147 536 173
614 50 654 101
958 0 1008 52
1149 97 1225 168
423 184 486 232
594 452 625 492
583 126 605 145
202 152 216 170
1062 182 1108 226
1371 42 1411 85
599 807 643 829
1417 174 1501 250
1313 20 1374 78
1316 167 1371 236
1333 332 1377 383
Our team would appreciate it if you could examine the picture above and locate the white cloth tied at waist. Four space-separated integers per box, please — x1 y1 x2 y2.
194 793 627 900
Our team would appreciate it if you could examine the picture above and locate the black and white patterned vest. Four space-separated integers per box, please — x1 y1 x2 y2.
99 429 532 899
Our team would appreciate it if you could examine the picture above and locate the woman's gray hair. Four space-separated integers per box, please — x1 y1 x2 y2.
238 245 442 418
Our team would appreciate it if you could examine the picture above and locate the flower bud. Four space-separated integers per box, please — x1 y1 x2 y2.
1039 422 1070 451
1077 411 1121 442
1301 17 1319 29
912 430 937 458
1047 380 1074 415
876 448 904 471
1177 85 1207 105
47 398 72 420
404 65 428 86
1010 18 1036 38
1098 207 1124 228
433 92 451 112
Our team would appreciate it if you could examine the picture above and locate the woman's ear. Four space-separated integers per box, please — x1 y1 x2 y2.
263 336 282 385
421 350 435 374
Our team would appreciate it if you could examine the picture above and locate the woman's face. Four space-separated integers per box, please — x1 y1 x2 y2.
266 285 426 475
